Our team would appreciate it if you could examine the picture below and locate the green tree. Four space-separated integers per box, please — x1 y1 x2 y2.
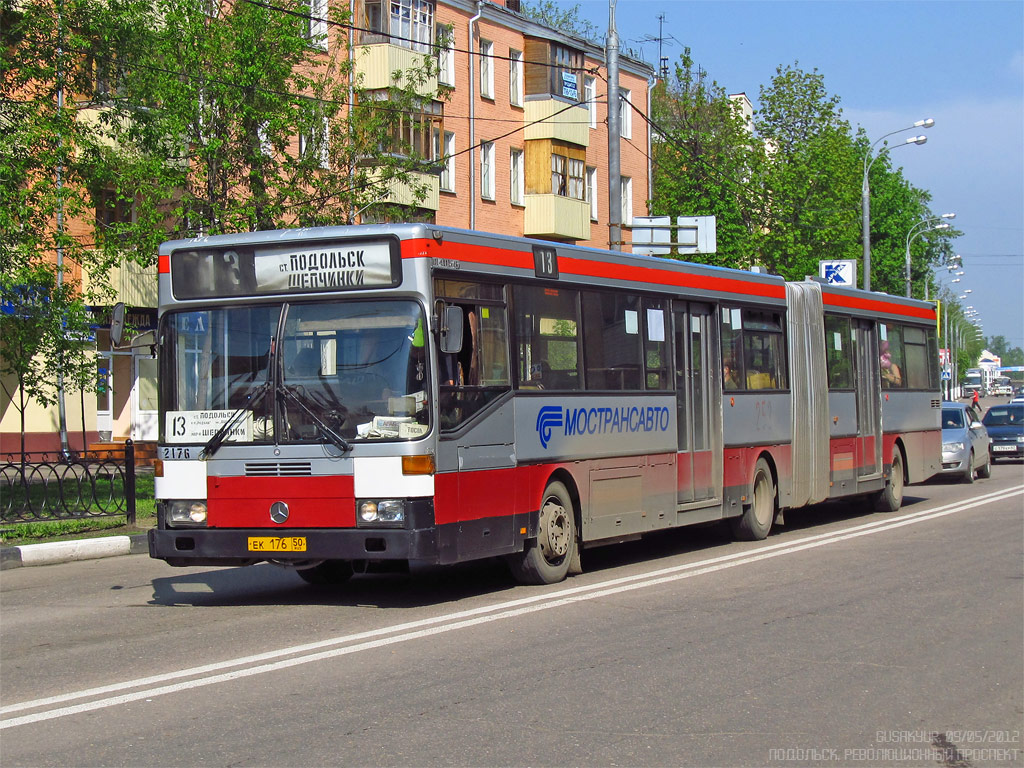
520 0 600 43
752 63 861 278
649 49 761 267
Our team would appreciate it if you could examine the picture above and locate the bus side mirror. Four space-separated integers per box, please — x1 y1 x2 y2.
109 302 126 347
439 305 463 354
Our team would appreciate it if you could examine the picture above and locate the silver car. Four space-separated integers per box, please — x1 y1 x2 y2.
940 401 991 483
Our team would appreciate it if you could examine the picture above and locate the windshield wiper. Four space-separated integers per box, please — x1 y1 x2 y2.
199 381 270 460
278 385 351 453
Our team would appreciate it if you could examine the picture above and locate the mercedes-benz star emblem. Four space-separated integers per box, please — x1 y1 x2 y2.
269 501 290 524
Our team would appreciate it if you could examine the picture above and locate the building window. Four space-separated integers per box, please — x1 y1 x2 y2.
439 130 455 192
437 24 455 86
586 166 598 221
367 92 443 160
584 75 596 128
550 147 585 201
361 0 433 53
300 116 330 169
480 141 495 200
479 39 494 99
510 147 524 205
620 176 632 225
509 49 523 107
95 187 135 242
619 88 632 140
305 0 328 50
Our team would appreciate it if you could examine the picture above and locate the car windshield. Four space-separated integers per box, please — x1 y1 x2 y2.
161 299 429 443
942 409 965 429
982 406 1023 427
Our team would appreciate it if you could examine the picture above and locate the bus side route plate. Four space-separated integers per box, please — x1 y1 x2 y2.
247 537 307 553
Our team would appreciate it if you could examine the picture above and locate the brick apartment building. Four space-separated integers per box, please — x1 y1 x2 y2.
0 0 653 453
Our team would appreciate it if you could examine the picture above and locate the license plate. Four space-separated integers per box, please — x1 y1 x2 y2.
993 445 1017 452
248 536 307 552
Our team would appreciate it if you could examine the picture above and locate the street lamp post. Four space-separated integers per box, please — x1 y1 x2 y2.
862 119 933 291
906 213 955 297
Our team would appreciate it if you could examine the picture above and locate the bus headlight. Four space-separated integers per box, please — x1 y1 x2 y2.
357 499 405 527
167 500 208 527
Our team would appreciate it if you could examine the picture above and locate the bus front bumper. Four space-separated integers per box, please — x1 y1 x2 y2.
148 526 439 567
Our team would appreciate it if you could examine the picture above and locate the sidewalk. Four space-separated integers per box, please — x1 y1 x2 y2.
0 534 149 570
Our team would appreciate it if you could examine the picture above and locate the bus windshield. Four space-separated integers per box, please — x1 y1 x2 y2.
162 299 429 444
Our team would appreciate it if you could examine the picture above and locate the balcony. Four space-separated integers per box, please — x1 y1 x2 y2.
524 99 590 146
354 44 438 96
367 169 440 211
82 258 158 308
524 194 590 241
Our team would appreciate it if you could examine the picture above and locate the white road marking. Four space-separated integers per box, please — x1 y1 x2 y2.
2 485 1020 730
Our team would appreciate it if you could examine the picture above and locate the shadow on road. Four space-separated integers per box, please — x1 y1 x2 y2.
148 493 934 609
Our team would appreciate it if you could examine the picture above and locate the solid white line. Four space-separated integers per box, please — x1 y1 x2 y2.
2 485 1020 730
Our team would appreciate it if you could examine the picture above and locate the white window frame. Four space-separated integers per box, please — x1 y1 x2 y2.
586 166 598 221
441 131 455 192
619 88 632 140
620 176 632 226
437 24 455 86
307 0 328 50
584 75 596 129
510 147 524 205
480 141 495 200
300 116 330 169
480 39 494 99
509 49 524 107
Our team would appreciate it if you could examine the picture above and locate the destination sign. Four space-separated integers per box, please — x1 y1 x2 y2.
254 242 393 292
165 409 252 444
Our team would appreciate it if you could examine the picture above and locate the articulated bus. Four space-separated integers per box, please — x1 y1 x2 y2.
148 224 941 585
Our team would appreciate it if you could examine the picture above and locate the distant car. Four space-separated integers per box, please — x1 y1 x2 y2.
983 404 1024 461
1011 395 1024 404
940 402 991 482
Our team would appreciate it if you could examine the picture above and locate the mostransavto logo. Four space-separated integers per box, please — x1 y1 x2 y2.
534 404 671 449
536 406 564 449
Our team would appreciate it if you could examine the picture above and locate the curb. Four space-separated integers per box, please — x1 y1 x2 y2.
0 534 149 570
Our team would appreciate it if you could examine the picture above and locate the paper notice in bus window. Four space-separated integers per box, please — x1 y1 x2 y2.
165 410 253 444
624 310 639 335
833 332 842 351
647 309 665 342
253 242 393 292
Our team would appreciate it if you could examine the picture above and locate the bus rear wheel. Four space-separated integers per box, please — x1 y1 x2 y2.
295 560 354 585
873 449 904 512
730 458 775 541
507 480 577 585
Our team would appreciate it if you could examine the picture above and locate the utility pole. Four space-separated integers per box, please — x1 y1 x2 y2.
606 0 621 251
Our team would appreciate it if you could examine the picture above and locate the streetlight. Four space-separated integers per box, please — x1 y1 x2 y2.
862 118 934 291
906 213 955 297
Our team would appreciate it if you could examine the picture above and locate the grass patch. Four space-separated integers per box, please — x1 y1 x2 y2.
2 475 156 547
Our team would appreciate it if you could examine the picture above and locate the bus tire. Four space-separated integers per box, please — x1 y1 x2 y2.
507 480 577 585
873 449 904 512
730 458 775 541
295 560 354 585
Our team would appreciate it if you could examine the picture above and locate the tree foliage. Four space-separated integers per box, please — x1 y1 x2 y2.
650 58 957 291
649 49 760 266
2 0 445 421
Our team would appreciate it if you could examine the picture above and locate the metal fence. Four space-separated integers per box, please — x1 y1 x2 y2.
1 441 136 525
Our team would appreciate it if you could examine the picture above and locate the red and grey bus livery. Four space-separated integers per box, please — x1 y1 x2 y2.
148 224 940 585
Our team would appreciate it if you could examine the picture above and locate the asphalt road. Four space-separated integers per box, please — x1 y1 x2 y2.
2 463 1022 767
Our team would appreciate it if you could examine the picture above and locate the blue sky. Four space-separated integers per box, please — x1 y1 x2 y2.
562 0 1024 348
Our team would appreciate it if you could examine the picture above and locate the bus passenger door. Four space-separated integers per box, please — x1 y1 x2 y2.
673 303 721 503
854 319 882 480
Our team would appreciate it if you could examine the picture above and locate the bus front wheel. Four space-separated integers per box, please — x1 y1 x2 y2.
730 458 775 541
507 480 577 585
